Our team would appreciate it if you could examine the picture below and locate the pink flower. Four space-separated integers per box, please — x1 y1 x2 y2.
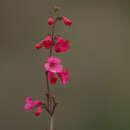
35 107 42 116
35 42 43 50
31 101 42 108
55 37 70 52
62 16 72 26
48 17 54 25
57 69 70 85
43 35 52 49
24 103 32 112
24 97 43 112
24 97 33 112
44 57 63 73
48 72 57 84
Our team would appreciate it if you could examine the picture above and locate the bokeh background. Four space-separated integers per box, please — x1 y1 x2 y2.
0 0 129 130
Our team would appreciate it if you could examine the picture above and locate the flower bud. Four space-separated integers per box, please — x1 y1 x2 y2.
52 96 56 103
48 17 54 25
35 107 42 116
62 16 72 26
54 6 61 13
35 42 43 50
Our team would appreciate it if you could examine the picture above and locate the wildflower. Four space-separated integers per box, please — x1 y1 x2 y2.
48 72 57 84
35 42 43 50
55 37 70 52
24 97 42 112
35 107 42 116
62 16 72 26
43 35 52 49
57 69 70 85
48 17 54 25
44 57 63 73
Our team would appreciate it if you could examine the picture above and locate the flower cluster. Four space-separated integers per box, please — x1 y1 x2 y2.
24 11 72 118
45 57 70 85
36 35 70 53
35 35 52 50
24 97 43 116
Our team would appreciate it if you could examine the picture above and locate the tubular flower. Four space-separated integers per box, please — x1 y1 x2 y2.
55 37 70 52
35 42 43 50
44 57 63 73
48 72 58 84
35 107 42 116
24 97 43 112
48 17 54 25
62 16 72 26
57 69 70 85
43 35 52 49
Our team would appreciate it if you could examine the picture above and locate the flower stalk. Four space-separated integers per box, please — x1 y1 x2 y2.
24 6 72 130
50 116 53 130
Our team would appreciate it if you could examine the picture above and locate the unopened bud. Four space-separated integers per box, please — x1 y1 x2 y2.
54 6 61 13
52 96 56 103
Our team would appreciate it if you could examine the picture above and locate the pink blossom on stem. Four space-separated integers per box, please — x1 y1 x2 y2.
44 57 63 73
35 42 43 50
24 97 43 112
48 17 54 25
55 37 70 52
43 35 52 49
57 69 70 85
35 107 42 116
62 16 72 26
48 72 58 84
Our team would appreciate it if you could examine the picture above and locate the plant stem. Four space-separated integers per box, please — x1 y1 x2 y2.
45 71 50 111
50 18 57 57
45 17 57 130
50 116 53 130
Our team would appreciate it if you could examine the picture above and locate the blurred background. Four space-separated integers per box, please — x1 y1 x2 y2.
0 0 129 130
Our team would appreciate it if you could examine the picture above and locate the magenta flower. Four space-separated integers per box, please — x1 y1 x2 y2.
35 106 42 116
62 16 72 26
55 37 70 53
48 17 54 25
24 97 33 112
31 101 42 108
48 72 58 84
43 35 52 49
57 69 70 85
35 42 43 50
24 103 32 112
24 97 43 112
44 57 63 73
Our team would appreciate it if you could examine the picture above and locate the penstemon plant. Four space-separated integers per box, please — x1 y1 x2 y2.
24 6 72 130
